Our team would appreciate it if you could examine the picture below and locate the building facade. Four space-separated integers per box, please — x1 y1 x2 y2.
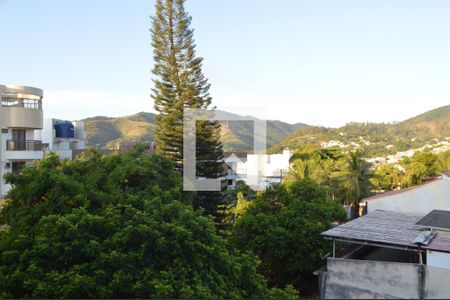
361 171 450 215
237 149 292 190
223 149 293 190
0 85 44 197
38 118 86 160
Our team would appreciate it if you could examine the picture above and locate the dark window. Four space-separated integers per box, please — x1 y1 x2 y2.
228 179 234 186
1 128 8 134
12 161 26 173
12 129 26 141
11 129 26 150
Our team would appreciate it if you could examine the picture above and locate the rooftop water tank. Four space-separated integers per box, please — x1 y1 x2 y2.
54 121 74 138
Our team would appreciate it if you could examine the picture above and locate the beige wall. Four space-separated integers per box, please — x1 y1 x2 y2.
0 107 43 129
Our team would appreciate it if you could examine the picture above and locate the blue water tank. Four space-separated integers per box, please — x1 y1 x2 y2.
54 121 74 138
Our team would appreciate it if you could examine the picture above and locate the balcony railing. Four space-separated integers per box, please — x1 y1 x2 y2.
6 140 43 151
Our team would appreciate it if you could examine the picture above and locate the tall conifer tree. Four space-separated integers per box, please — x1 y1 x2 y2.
151 0 224 218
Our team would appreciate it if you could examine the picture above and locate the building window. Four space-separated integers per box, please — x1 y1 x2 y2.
23 99 39 109
228 179 234 186
1 98 19 107
12 129 26 141
12 161 26 173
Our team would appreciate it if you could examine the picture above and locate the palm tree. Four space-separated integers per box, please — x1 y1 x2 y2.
333 150 373 217
287 159 312 181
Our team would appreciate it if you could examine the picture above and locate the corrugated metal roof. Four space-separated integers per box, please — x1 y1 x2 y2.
322 210 450 253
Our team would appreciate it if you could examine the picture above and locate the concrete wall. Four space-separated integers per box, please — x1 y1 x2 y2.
366 177 450 215
323 258 450 299
426 265 450 299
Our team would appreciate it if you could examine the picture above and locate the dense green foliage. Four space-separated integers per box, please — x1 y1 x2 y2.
219 180 257 233
0 150 299 299
400 150 444 187
372 164 403 191
439 150 450 171
371 150 449 191
286 146 373 209
231 180 346 294
332 151 374 207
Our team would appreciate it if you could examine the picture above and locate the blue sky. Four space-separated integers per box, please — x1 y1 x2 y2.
0 0 449 127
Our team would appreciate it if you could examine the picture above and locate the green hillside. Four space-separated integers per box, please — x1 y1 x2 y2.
84 105 449 155
400 105 450 134
84 111 308 151
270 105 450 157
85 112 156 149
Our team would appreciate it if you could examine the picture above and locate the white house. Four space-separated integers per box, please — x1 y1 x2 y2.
234 149 292 190
361 171 450 215
223 152 247 189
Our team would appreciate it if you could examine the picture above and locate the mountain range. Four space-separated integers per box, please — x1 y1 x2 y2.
84 105 450 157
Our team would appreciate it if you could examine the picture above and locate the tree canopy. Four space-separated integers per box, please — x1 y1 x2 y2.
230 180 346 294
401 150 442 186
0 149 296 299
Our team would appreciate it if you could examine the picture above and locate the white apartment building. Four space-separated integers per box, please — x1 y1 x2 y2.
231 149 292 190
38 118 86 160
0 85 44 197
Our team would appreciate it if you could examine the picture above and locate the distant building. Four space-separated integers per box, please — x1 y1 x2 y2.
223 152 247 189
38 118 86 160
0 85 44 197
226 149 292 190
317 209 450 299
360 171 450 215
